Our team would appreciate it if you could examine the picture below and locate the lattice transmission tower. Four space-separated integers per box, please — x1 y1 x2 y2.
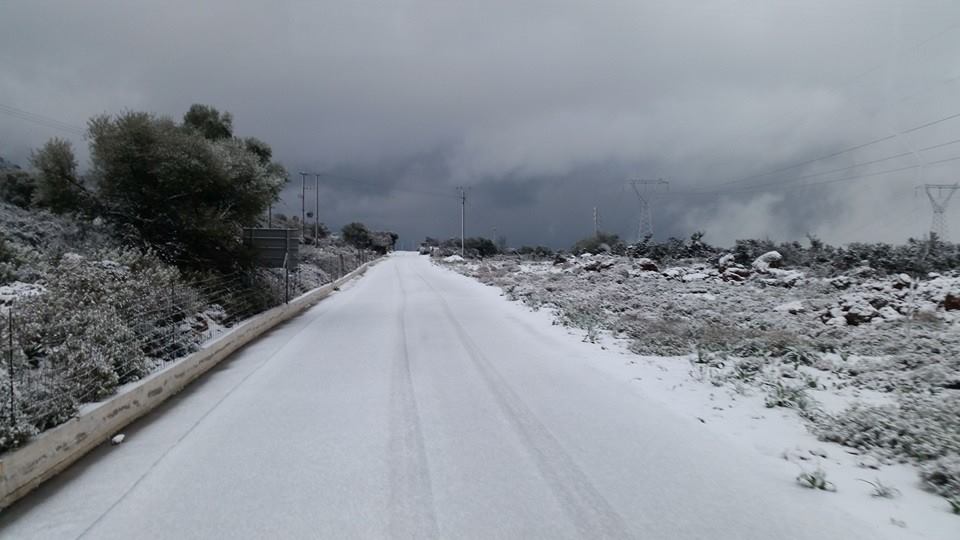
628 178 669 241
920 183 959 240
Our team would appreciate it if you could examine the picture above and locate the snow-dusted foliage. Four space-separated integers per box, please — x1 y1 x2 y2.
0 199 374 453
298 237 365 282
816 395 960 461
444 250 960 505
0 249 197 447
920 455 960 502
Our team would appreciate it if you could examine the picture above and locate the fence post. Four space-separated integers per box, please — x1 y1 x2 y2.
339 254 344 278
170 283 176 352
8 310 15 429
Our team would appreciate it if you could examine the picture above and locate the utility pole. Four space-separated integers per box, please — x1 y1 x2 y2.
299 171 307 240
920 183 959 240
314 173 320 243
458 186 467 256
628 178 669 241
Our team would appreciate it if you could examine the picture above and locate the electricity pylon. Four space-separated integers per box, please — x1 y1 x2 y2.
628 178 669 241
921 183 959 240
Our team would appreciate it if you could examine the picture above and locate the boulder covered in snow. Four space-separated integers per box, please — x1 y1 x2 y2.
892 273 913 290
634 257 659 272
682 272 708 282
722 267 750 282
582 259 615 272
443 254 465 263
553 253 573 266
839 294 880 325
829 276 852 290
717 253 736 270
762 269 804 288
774 300 805 314
751 251 782 274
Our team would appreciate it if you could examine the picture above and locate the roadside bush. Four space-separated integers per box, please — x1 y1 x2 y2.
919 454 960 501
0 169 37 208
624 317 694 356
764 380 812 410
572 232 624 255
516 245 554 258
816 394 960 461
0 248 210 452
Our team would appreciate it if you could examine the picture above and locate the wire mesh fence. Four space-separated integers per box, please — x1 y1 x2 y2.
0 253 366 453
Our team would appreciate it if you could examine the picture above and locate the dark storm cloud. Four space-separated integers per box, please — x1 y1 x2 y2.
2 0 959 248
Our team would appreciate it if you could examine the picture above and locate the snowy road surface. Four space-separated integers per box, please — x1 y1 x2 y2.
1 253 890 539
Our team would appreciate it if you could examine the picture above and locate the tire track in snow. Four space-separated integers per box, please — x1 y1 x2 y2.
388 265 439 539
411 265 632 539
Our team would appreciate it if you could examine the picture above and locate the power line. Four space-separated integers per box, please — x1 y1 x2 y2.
314 172 459 199
0 103 86 136
705 110 960 191
693 137 960 195
711 154 960 196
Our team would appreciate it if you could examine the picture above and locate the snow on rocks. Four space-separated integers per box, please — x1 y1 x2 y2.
751 251 782 273
634 257 659 272
762 268 805 287
818 271 960 326
838 294 881 325
774 300 806 314
722 266 751 282
582 259 616 272
718 253 736 269
0 281 45 307
443 254 465 263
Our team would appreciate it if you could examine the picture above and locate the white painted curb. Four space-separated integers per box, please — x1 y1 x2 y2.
0 260 378 509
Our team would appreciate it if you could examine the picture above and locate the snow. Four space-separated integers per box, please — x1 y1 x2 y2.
774 300 806 314
0 254 924 538
0 281 44 307
751 250 783 273
442 254 960 538
442 254 465 262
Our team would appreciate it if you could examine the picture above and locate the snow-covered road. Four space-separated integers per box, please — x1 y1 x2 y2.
1 253 890 539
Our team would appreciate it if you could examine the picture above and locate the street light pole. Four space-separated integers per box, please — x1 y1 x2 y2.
458 186 466 256
299 171 307 240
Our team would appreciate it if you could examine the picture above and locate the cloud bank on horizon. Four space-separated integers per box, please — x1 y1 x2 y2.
2 0 959 248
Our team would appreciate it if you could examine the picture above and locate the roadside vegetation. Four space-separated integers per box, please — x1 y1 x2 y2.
438 231 960 508
0 105 392 452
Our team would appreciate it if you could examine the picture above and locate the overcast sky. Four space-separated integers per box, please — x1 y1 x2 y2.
2 1 960 248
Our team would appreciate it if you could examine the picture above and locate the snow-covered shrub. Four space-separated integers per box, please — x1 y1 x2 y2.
782 345 820 367
728 331 810 359
731 357 764 381
0 370 38 450
797 467 836 491
625 317 694 356
919 454 960 501
763 380 812 410
0 248 206 452
857 478 900 498
816 394 960 461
